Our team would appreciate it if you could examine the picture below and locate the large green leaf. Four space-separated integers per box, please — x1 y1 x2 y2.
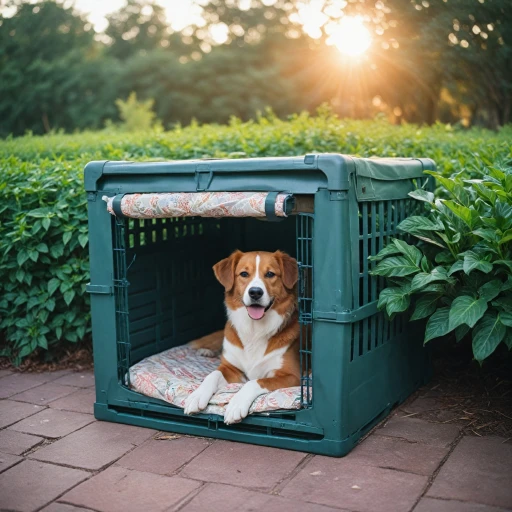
434 175 469 205
398 216 444 235
408 189 434 203
504 331 512 350
393 239 422 266
494 260 512 273
463 251 493 275
443 200 478 228
425 307 451 343
472 228 499 244
499 229 512 245
471 182 497 204
368 242 402 262
494 201 512 230
478 280 502 302
448 260 464 276
448 295 488 330
410 267 451 292
412 234 446 248
371 256 419 277
455 324 470 342
500 311 512 328
472 313 506 361
411 294 439 321
378 287 411 317
493 297 512 312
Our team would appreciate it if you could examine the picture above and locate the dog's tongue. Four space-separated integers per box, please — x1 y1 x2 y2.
247 305 265 320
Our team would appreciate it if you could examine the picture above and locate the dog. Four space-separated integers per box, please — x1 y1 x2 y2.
184 250 300 424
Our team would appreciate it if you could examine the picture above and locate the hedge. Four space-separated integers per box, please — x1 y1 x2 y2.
1 111 511 363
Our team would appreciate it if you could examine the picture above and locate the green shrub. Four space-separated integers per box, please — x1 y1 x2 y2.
114 92 162 133
372 163 512 362
0 112 511 363
0 158 90 365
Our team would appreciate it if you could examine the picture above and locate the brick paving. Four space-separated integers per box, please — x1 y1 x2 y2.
0 369 510 512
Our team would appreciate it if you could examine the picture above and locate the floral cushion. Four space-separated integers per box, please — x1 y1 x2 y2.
128 344 305 416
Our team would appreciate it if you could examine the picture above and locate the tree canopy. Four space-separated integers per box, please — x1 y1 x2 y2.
0 0 510 136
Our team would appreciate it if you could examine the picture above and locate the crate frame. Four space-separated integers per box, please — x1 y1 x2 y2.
86 154 435 456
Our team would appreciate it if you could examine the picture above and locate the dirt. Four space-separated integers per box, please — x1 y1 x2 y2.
400 341 512 440
0 342 93 373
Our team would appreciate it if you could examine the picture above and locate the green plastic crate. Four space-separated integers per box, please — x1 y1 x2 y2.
85 154 435 457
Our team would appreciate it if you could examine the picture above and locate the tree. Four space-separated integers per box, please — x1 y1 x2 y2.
104 0 190 60
0 0 114 135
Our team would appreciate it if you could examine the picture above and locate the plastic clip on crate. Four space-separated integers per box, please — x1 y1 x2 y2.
85 154 435 456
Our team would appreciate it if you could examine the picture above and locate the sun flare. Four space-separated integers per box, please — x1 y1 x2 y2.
327 16 372 57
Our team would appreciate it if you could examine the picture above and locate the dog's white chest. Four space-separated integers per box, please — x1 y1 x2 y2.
224 308 287 380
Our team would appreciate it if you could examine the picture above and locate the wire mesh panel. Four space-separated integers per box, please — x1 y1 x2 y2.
297 213 314 408
113 217 132 386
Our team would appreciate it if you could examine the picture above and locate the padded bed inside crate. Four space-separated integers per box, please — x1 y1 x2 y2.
128 344 304 416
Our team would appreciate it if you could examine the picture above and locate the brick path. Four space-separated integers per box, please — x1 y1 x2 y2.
0 369 511 512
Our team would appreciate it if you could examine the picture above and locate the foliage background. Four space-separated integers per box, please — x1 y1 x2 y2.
0 0 511 137
1 113 511 363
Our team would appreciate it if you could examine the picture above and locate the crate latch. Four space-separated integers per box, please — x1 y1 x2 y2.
195 165 214 191
314 301 378 323
207 418 219 430
86 283 113 295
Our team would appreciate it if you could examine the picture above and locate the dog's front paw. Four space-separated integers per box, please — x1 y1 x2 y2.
184 388 210 415
224 393 252 425
224 381 264 424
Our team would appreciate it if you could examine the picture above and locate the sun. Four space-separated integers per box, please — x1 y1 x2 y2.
327 16 372 57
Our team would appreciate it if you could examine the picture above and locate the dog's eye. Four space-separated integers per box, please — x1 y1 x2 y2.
240 271 249 278
265 271 275 278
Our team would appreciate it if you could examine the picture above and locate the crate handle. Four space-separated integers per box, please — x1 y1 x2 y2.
195 167 214 191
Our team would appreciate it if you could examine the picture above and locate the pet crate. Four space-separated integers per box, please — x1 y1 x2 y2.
85 154 435 457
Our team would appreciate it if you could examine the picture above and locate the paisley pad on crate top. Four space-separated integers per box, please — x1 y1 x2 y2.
128 344 308 416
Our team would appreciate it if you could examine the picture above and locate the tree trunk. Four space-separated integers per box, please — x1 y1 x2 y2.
42 112 51 133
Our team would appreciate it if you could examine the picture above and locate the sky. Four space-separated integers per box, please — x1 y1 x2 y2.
73 0 204 32
0 0 204 32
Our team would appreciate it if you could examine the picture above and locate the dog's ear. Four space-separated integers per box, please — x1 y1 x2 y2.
213 250 243 291
275 251 298 289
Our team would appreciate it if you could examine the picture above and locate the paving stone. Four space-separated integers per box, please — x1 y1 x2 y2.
181 483 346 512
10 408 94 439
0 459 88 512
378 416 460 448
0 429 43 455
117 437 210 475
346 434 449 475
401 397 442 414
0 373 50 399
399 398 460 422
49 388 95 415
181 440 307 491
29 421 156 470
427 436 512 509
0 369 12 379
281 456 428 512
414 497 509 512
41 504 92 512
11 382 79 405
51 372 95 388
0 452 22 474
0 400 44 428
62 466 200 512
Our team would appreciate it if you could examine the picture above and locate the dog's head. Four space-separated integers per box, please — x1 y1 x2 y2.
213 250 298 321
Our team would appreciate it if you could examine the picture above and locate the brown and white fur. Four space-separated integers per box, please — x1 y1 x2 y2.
184 250 300 424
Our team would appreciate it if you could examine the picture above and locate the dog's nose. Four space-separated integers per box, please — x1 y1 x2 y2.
248 287 264 300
